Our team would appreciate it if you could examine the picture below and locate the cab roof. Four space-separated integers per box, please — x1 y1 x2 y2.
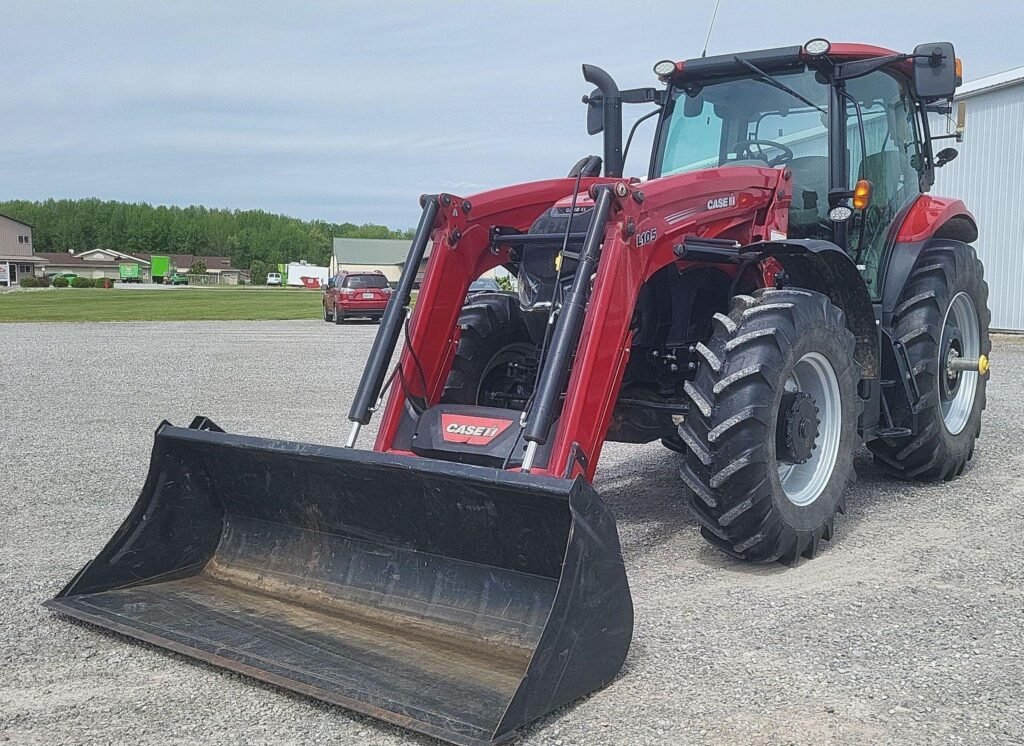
668 42 903 83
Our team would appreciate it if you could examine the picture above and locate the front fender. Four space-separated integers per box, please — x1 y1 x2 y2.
748 238 879 380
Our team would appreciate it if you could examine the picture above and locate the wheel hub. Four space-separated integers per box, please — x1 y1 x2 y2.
942 335 964 399
777 391 819 465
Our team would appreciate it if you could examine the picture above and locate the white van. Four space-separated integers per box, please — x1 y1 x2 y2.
266 272 282 286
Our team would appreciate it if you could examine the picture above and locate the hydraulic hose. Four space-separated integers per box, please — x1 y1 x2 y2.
522 187 613 459
348 196 438 429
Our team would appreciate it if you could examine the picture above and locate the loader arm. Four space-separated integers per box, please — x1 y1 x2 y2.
372 178 608 461
372 166 788 480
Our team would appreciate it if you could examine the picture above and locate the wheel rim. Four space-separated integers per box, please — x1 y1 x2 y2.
939 291 981 435
777 352 842 507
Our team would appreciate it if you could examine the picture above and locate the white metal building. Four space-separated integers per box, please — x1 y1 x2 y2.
932 67 1024 331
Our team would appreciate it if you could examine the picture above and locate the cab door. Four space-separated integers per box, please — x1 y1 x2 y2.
843 71 925 296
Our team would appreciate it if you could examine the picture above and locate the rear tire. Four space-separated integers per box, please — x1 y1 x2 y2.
323 305 333 322
678 289 859 564
442 294 535 407
334 309 345 325
868 240 990 480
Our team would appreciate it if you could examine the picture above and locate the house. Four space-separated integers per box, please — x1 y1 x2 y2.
331 238 426 285
34 248 153 281
33 250 243 284
0 213 47 286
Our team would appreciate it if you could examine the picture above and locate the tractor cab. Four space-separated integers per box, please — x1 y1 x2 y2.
586 41 961 293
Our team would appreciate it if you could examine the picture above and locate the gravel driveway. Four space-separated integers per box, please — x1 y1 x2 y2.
2 321 1021 745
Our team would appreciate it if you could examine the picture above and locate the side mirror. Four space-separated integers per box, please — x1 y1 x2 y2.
683 92 704 118
585 88 604 135
912 42 957 100
935 147 959 167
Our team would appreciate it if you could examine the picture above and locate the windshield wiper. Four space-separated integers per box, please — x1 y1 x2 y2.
733 56 827 115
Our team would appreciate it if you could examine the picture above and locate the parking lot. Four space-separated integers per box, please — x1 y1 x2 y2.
2 321 1022 745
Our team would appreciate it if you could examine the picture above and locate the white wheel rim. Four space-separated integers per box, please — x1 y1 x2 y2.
940 292 980 435
777 352 842 507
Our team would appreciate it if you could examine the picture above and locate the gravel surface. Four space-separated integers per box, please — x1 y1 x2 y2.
2 321 1022 745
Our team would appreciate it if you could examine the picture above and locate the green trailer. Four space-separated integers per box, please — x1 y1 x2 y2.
151 255 171 283
118 263 142 283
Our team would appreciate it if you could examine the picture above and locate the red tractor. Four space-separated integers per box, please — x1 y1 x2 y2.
50 40 988 746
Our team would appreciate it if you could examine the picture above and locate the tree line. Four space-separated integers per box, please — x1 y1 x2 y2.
0 198 413 269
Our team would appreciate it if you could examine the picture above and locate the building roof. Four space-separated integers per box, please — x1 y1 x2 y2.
0 254 47 263
34 250 237 271
333 237 419 265
0 212 33 229
957 66 1024 99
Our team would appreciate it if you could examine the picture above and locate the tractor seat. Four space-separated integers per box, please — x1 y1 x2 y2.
786 156 829 239
859 151 911 202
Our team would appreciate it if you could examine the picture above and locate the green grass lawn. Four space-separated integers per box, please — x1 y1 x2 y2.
0 288 323 322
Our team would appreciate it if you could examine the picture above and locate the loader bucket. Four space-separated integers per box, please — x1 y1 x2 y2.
45 419 633 746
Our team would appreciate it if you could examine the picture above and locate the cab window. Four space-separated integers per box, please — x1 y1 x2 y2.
658 68 832 241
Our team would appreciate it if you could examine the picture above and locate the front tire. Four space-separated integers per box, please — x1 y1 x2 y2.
678 289 860 564
442 294 535 407
333 309 345 325
868 240 990 480
323 305 333 322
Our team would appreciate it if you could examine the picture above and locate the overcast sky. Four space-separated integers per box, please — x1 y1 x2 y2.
3 1 1022 228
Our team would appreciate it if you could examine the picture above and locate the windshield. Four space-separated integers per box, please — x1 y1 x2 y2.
469 278 499 292
343 274 389 289
657 67 830 176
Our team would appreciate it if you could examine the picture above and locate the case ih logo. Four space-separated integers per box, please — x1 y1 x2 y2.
707 194 737 210
441 414 513 445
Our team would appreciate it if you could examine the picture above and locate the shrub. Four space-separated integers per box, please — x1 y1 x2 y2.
53 276 69 288
71 276 93 288
37 275 51 287
97 278 114 288
189 260 208 274
495 275 514 292
249 260 269 285
19 276 40 288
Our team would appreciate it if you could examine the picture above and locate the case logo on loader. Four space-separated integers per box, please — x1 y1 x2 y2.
707 194 737 210
441 414 513 445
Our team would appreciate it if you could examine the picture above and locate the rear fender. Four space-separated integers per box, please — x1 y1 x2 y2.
881 195 977 323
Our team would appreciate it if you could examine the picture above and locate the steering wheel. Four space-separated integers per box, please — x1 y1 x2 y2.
730 139 794 167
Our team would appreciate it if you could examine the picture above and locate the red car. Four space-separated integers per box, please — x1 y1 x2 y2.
323 271 392 324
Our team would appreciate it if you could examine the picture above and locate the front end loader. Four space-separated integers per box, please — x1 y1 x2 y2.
48 39 988 745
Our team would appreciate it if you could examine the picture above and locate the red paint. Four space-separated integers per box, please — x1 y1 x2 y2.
817 43 899 61
895 194 975 242
440 414 513 445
